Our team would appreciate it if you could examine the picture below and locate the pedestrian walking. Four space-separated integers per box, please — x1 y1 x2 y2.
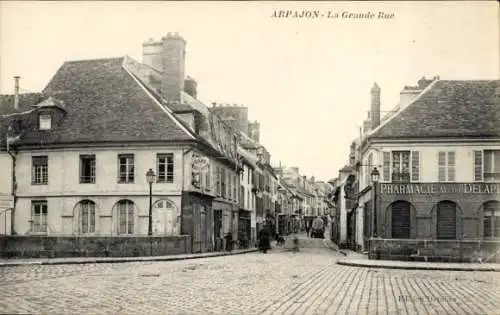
258 225 271 254
225 231 233 252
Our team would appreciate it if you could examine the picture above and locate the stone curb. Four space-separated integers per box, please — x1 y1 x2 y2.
336 260 500 272
0 249 259 268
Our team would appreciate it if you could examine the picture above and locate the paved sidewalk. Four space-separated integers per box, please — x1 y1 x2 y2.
0 247 260 267
337 257 500 272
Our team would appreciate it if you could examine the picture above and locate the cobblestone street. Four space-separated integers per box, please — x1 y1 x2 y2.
1 248 499 315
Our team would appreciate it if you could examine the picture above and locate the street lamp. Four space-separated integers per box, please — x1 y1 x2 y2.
146 168 156 236
370 167 380 239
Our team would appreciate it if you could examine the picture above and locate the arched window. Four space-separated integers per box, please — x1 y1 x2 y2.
436 201 457 240
78 200 96 234
391 201 411 239
116 200 134 235
483 201 500 238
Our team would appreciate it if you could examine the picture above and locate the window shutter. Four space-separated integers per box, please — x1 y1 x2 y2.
474 150 483 181
448 152 456 182
411 151 420 181
382 152 391 181
438 152 446 182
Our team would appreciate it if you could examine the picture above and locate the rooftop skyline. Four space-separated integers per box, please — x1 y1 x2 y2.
1 1 498 181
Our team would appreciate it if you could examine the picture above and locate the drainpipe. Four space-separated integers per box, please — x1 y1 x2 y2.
7 147 17 235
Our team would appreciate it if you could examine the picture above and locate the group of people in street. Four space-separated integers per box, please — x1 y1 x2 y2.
305 216 327 239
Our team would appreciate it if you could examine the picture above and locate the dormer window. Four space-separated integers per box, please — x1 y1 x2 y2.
39 113 52 130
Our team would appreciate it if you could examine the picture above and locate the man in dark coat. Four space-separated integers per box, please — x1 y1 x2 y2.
258 225 271 253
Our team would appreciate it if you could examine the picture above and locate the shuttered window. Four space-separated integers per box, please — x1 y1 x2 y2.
436 201 457 240
448 152 456 181
383 152 391 181
438 152 446 181
438 151 456 182
411 151 420 181
391 201 411 239
474 150 483 181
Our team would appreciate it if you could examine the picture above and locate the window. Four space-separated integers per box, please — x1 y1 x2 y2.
157 154 174 183
116 200 134 235
205 163 211 190
79 200 96 234
118 154 134 183
392 151 410 182
32 155 48 185
240 186 245 208
483 202 500 238
233 175 237 201
438 151 456 182
80 155 96 184
38 113 51 130
31 201 48 233
215 167 221 196
221 168 226 198
228 172 232 199
484 150 500 181
382 151 420 182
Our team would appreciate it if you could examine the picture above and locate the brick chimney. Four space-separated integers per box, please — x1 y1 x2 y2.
142 38 163 71
14 76 20 109
370 83 381 129
162 32 186 103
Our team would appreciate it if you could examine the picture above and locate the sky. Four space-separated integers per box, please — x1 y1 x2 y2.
1 1 498 181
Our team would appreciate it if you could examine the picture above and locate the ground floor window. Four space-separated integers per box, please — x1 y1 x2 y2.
483 201 500 238
391 200 411 239
77 200 96 234
436 201 457 240
116 200 134 235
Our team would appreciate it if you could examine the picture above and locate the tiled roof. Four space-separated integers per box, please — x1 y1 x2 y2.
0 57 195 149
0 93 44 114
371 80 500 139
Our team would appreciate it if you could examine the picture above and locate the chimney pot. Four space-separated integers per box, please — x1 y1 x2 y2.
370 82 381 128
14 76 20 109
161 32 186 103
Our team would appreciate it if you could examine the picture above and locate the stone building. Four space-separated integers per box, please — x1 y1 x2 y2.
0 33 242 257
355 77 500 259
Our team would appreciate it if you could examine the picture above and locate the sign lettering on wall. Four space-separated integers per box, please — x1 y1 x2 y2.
192 155 209 172
379 183 499 195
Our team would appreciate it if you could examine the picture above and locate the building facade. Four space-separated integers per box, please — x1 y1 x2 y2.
354 78 500 259
0 33 243 256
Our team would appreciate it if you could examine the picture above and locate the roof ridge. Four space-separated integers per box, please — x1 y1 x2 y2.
121 57 196 140
63 56 124 64
369 78 440 137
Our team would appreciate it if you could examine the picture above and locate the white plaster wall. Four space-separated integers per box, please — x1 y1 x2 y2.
0 153 12 196
359 142 500 192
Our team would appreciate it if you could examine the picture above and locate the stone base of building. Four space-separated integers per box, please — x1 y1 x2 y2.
0 235 191 259
368 238 500 263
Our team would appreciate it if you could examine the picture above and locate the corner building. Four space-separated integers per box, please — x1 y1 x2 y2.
356 78 500 256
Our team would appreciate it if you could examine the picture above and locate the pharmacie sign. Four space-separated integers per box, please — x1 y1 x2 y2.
380 183 499 195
